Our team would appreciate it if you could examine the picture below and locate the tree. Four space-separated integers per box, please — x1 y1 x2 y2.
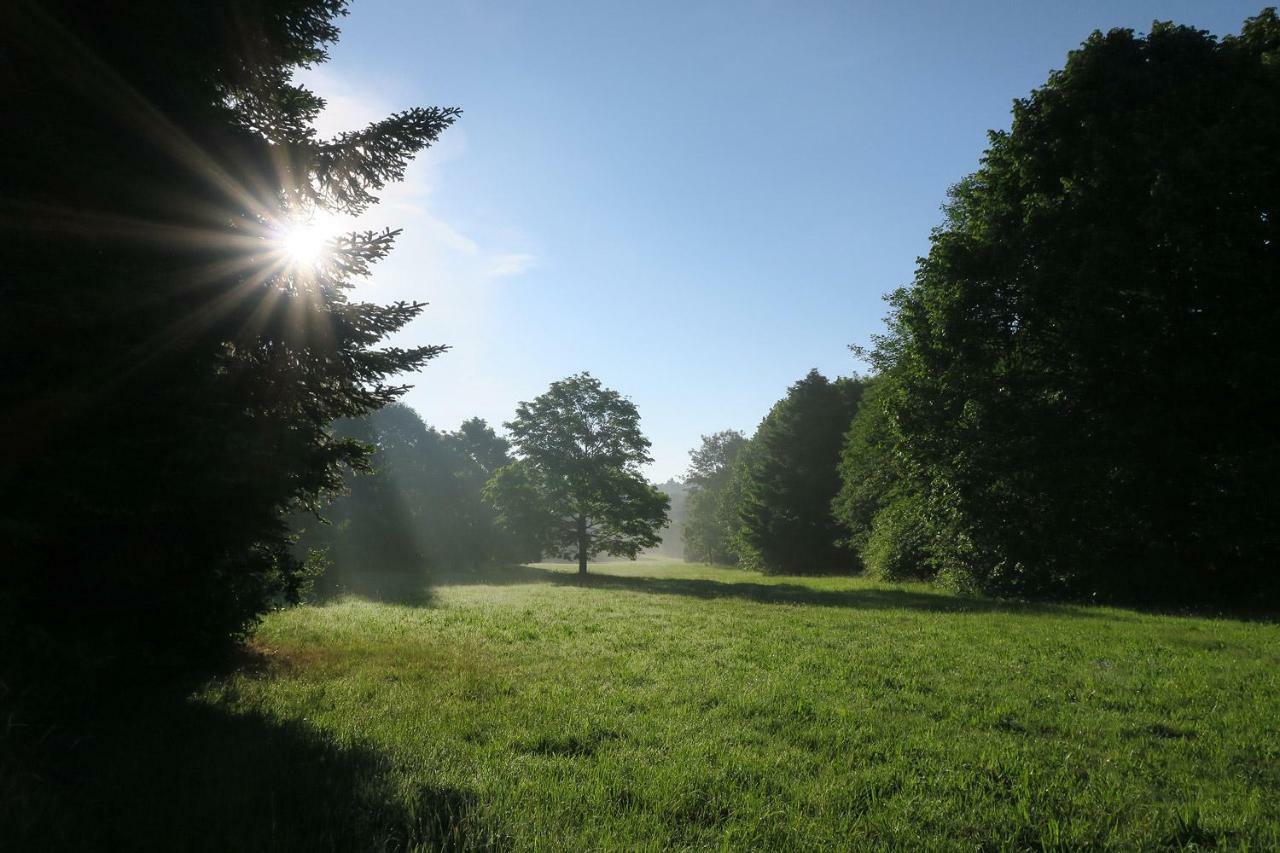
295 406 526 596
0 0 456 669
736 371 865 574
832 374 932 581
485 373 669 574
682 430 749 564
862 11 1280 604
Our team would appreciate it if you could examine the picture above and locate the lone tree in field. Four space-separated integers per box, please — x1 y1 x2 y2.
485 373 669 574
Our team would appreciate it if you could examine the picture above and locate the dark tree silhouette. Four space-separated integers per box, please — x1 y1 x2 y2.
0 0 455 670
485 373 669 574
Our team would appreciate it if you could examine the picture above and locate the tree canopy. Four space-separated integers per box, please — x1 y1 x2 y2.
735 371 865 574
848 11 1280 603
484 373 669 574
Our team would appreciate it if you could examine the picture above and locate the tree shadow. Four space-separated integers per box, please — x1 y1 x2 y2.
434 564 1111 619
311 569 438 607
4 690 496 852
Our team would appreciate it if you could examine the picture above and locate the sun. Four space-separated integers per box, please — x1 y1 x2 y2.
274 210 344 271
280 220 331 268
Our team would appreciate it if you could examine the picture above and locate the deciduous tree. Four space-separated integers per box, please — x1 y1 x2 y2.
484 374 669 574
682 430 749 564
860 11 1280 603
735 371 865 574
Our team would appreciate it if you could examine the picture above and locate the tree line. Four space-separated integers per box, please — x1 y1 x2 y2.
292 405 532 597
300 373 671 590
683 11 1280 608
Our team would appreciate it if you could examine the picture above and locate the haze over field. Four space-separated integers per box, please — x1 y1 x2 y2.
299 0 1263 479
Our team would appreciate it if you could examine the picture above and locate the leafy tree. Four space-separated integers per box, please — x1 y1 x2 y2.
862 11 1280 603
0 0 455 668
736 371 865 574
832 373 934 581
682 431 749 564
485 373 669 574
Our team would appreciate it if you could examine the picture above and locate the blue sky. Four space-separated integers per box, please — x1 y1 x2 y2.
305 0 1263 481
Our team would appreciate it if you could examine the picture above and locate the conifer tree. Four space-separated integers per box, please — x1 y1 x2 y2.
1 0 455 661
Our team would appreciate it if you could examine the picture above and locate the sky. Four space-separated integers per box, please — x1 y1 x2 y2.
302 0 1264 481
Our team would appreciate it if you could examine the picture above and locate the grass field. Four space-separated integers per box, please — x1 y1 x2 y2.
14 560 1280 850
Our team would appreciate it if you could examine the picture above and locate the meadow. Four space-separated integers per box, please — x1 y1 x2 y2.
16 560 1280 851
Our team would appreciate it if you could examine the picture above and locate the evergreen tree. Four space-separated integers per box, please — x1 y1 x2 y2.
485 373 669 574
1 0 456 666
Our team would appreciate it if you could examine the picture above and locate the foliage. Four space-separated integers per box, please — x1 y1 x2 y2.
484 373 669 573
734 370 865 574
856 11 1280 604
833 375 934 581
681 430 750 564
14 561 1278 849
294 405 529 596
0 0 454 668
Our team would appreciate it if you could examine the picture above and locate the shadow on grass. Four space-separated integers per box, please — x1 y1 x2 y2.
3 691 496 852
312 569 438 607
433 564 1108 619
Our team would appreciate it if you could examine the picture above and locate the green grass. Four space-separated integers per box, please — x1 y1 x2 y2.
13 560 1280 850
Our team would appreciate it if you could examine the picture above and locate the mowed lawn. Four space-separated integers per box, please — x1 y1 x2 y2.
27 561 1280 850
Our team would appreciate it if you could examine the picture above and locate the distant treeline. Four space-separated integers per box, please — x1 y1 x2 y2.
685 14 1280 609
294 404 534 594
297 391 685 591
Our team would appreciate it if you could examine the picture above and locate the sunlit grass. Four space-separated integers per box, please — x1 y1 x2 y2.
17 561 1280 849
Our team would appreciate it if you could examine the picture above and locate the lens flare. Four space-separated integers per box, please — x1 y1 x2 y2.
280 220 331 268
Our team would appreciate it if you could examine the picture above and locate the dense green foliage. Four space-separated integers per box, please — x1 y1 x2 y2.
294 404 528 596
485 374 669 573
734 371 865 574
843 12 1280 604
681 431 749 564
833 376 933 582
0 0 455 671
11 561 1278 850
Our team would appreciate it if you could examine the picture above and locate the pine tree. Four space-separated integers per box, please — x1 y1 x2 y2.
1 0 456 666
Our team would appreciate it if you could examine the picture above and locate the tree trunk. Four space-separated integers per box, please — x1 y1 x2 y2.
577 514 588 575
